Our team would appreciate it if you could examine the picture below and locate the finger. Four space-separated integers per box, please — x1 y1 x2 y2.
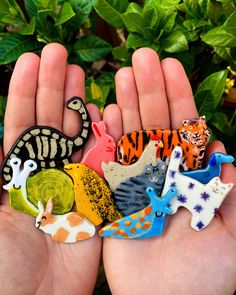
4 53 40 154
73 103 101 162
63 64 85 137
115 67 141 134
161 58 198 129
103 104 123 143
36 43 67 130
132 48 170 129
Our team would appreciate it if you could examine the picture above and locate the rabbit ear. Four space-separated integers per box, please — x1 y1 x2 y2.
38 201 44 213
92 122 102 138
46 198 53 214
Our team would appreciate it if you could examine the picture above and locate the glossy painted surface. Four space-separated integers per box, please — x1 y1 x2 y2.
99 187 176 239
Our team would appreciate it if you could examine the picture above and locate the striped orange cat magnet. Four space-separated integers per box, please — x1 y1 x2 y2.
116 116 210 170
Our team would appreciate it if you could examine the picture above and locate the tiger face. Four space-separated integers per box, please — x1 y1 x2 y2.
179 116 210 147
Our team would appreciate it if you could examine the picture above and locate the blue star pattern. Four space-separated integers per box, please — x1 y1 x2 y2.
213 208 218 214
201 192 210 201
162 146 233 232
169 170 176 178
196 221 205 230
194 204 203 213
177 194 187 203
188 182 195 190
174 151 181 159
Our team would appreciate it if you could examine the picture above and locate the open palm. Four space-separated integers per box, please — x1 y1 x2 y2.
0 44 102 295
102 48 236 295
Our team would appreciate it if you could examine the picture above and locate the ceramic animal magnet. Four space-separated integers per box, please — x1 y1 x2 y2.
64 163 122 226
116 116 210 170
161 146 234 231
102 137 163 192
1 96 91 183
99 187 176 239
182 152 234 184
3 158 39 216
35 199 95 243
114 160 168 216
3 158 75 217
81 121 116 177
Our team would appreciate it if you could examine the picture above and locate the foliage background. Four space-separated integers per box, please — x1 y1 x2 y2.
0 1 235 293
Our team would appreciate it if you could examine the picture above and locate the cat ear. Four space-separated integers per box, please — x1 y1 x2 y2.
182 119 188 126
200 115 206 121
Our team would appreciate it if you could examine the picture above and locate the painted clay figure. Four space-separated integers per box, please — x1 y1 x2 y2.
81 121 116 177
116 116 210 170
64 163 122 226
182 152 234 184
114 161 167 216
1 96 91 183
102 137 163 192
161 146 233 231
3 158 75 216
99 186 176 239
36 199 95 243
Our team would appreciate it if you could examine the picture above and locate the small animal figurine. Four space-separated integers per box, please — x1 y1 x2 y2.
182 152 234 184
64 163 122 226
161 146 234 231
99 186 176 239
116 116 210 170
1 96 91 183
3 158 75 217
81 121 116 177
114 161 167 216
35 199 95 243
102 137 163 192
3 158 39 216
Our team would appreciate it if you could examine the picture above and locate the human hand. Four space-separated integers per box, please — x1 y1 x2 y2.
102 48 236 295
0 43 102 295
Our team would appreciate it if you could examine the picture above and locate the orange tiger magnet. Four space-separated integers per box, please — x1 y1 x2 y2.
116 116 210 170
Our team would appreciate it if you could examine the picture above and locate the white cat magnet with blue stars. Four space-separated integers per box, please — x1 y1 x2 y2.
161 146 234 231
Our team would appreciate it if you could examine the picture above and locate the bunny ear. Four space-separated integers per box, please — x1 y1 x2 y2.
38 201 44 213
46 198 53 214
92 122 102 137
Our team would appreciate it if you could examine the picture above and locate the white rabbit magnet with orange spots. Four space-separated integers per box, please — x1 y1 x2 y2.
35 198 96 243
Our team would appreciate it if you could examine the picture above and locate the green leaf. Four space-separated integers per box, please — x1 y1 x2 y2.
194 70 228 118
69 0 93 26
24 0 38 17
74 35 111 62
209 112 232 133
95 72 115 88
145 0 180 14
55 2 75 26
0 34 41 65
112 45 131 61
183 19 210 31
223 9 236 26
0 0 27 25
126 33 151 49
122 3 144 33
161 12 177 35
161 31 188 52
201 27 236 47
19 17 36 35
93 0 128 28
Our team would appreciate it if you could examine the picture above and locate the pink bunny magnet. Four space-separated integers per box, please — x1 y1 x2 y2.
81 121 116 177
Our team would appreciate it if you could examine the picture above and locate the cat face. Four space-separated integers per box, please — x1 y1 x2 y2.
208 177 233 195
144 162 167 184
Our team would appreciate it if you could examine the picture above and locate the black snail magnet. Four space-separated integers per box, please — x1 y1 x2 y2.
1 96 91 183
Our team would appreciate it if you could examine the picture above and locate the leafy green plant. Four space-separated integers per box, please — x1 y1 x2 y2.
0 0 235 157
